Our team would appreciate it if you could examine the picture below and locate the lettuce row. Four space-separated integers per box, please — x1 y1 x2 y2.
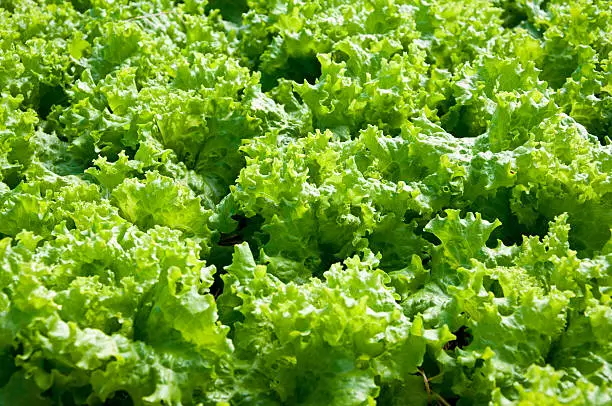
0 0 611 405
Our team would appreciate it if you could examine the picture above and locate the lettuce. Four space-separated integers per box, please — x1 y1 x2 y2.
1 0 611 405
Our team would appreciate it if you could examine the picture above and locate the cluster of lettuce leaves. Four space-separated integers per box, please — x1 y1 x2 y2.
1 0 611 404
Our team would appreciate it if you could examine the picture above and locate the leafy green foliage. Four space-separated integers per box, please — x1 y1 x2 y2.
1 0 611 405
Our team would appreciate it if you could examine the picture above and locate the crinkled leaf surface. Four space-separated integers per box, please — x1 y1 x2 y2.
0 0 611 405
